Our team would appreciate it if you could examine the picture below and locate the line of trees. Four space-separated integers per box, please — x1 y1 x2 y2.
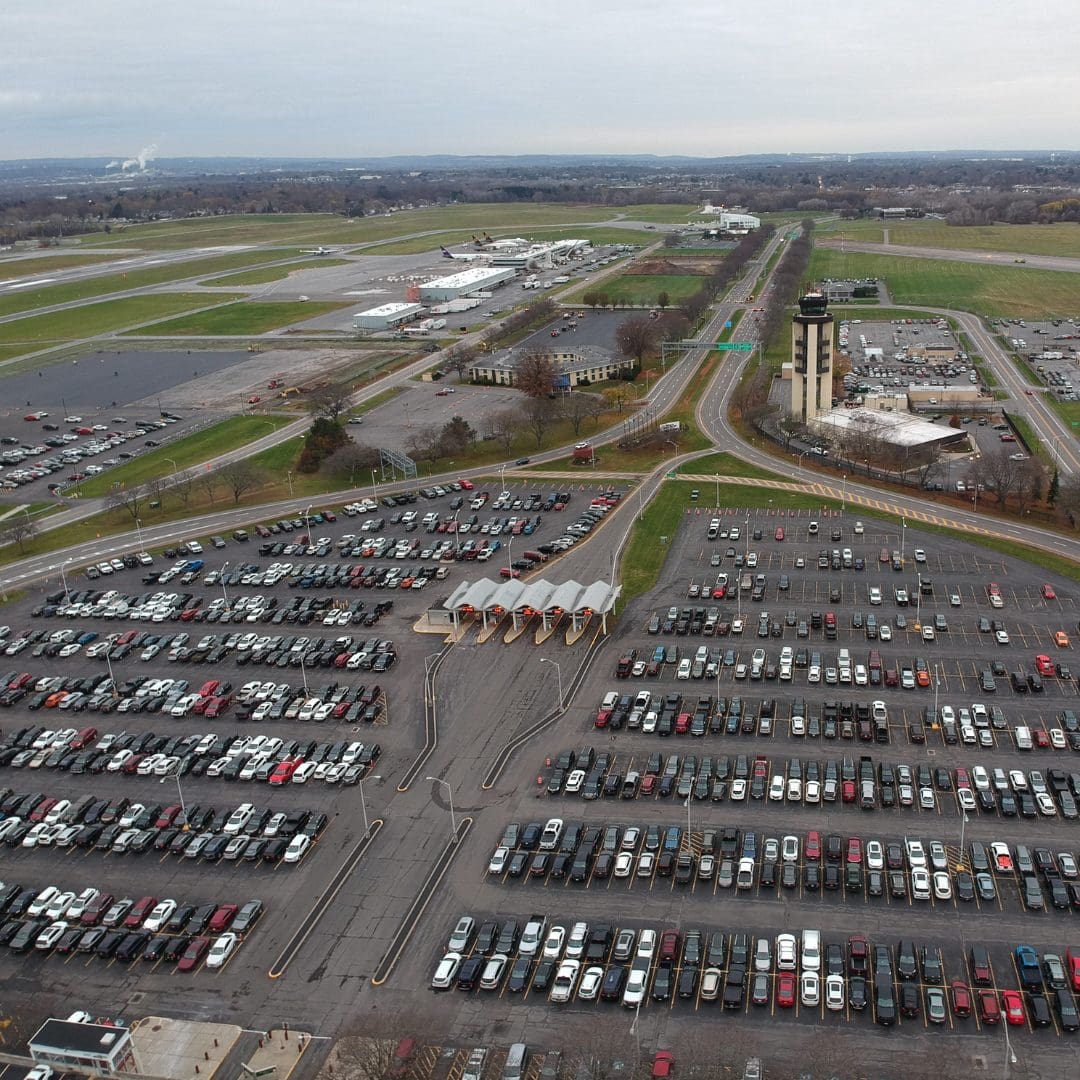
758 218 815 351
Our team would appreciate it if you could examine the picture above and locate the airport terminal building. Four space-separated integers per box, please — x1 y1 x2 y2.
418 266 517 302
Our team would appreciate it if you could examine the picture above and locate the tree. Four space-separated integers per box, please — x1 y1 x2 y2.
520 398 556 448
486 408 518 453
298 416 349 473
196 468 218 505
219 461 261 505
442 343 476 383
616 315 660 364
104 483 148 522
0 515 37 554
515 350 557 399
1049 468 1060 506
663 231 680 249
323 442 380 486
560 391 604 437
1016 457 1048 514
602 383 635 414
969 448 1023 509
307 382 351 423
172 469 195 507
438 415 477 455
914 445 943 489
406 424 442 464
657 290 670 309
1060 474 1080 527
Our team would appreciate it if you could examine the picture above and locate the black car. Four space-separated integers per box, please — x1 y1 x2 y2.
505 955 532 993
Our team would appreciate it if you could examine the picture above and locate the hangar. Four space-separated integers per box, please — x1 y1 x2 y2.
418 266 517 302
352 301 423 331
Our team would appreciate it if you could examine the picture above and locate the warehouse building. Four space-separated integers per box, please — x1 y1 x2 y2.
418 266 517 302
352 301 423 331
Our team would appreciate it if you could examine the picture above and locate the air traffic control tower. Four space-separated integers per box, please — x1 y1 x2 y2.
790 291 834 422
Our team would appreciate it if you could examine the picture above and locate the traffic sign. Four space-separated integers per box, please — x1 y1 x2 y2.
715 343 753 352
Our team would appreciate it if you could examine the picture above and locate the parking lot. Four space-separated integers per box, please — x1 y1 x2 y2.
996 317 1080 401
406 503 1080 1073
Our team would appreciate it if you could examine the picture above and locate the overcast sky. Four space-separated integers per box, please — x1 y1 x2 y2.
3 1 1077 161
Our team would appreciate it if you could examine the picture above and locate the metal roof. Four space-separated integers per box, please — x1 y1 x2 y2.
443 577 620 614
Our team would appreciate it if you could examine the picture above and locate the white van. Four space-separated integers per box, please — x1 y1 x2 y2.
676 658 692 680
1015 726 1033 751
801 929 821 972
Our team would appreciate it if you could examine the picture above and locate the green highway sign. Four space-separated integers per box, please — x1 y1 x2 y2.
715 342 754 352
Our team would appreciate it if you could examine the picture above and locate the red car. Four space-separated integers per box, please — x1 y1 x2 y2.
712 585 726 599
499 567 521 579
177 936 210 972
1067 948 1080 992
951 980 972 1018
774 527 785 541
674 713 691 734
987 582 1001 597
805 831 821 861
777 971 796 1007
1041 584 1057 600
124 895 157 929
458 479 475 491
1002 989 1025 1026
155 805 182 829
651 1051 675 1079
846 837 863 864
209 904 239 933
978 989 1001 1025
841 780 856 803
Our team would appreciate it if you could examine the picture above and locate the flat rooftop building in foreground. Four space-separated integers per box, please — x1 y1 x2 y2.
418 266 517 301
352 301 423 331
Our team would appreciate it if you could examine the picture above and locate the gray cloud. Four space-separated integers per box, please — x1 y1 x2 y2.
1 0 1077 159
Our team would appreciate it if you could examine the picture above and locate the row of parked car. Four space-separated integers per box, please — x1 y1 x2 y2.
541 742 1080 819
0 722 380 783
486 818 1080 910
0 667 387 724
432 915 1080 1030
0 789 327 865
0 881 263 971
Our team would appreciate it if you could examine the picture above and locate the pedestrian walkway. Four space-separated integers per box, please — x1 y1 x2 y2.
242 1027 314 1080
129 1016 242 1080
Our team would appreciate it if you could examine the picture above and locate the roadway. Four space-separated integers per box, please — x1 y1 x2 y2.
816 237 1080 274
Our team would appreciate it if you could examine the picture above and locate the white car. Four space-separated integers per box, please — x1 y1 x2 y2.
932 872 953 900
866 840 884 871
143 900 178 932
614 851 634 878
957 788 977 812
825 973 845 1011
995 630 1010 645
66 888 99 920
27 887 59 918
35 921 69 951
911 867 932 900
1036 792 1058 817
480 954 508 991
781 835 799 863
284 834 312 863
488 846 510 875
565 922 589 959
542 926 566 960
776 933 797 970
800 971 820 1007
430 951 463 990
577 965 605 1001
622 967 648 1007
43 891 75 920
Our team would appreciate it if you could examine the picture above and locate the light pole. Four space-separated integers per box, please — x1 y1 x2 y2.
370 469 378 503
842 474 847 516
104 648 119 699
220 561 229 604
357 773 381 838
900 519 906 566
915 573 922 631
540 658 564 711
286 470 294 497
425 775 458 840
304 504 312 538
300 654 309 696
1003 1018 1017 1080
164 458 178 482
506 537 513 579
60 557 72 603
684 791 692 841
159 771 188 828
135 517 145 552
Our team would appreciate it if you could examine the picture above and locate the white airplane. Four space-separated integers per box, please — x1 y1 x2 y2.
300 246 339 256
440 246 489 263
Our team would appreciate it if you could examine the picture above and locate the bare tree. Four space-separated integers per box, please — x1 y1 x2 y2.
514 351 557 399
104 483 148 522
0 515 37 554
323 442 380 486
1015 456 1048 514
219 461 261 505
442 343 476 383
1057 473 1080 527
307 381 351 423
521 397 557 449
196 469 218 505
172 468 195 507
406 424 442 464
969 448 1023 509
486 408 518 454
616 315 659 365
560 391 604 437
915 445 943 489
144 473 170 507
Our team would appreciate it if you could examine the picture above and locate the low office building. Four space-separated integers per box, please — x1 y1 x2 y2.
30 1019 136 1074
352 302 423 331
417 266 517 301
469 345 634 388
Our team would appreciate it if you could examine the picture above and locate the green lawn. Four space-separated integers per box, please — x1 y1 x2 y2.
0 252 124 279
677 452 784 480
809 249 1080 318
0 250 307 320
817 219 1080 259
70 414 297 497
200 258 350 286
78 205 633 252
0 293 241 348
569 273 705 307
125 299 351 336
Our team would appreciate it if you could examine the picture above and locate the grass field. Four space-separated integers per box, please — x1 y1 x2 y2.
0 252 124 279
677 452 784 480
0 250 307 320
809 249 1079 318
125 299 351 336
817 219 1080 259
78 205 637 252
200 258 350 286
69 414 297 497
0 293 241 349
568 273 704 307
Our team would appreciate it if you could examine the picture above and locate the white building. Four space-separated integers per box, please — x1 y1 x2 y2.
418 266 517 302
698 204 761 230
353 302 423 331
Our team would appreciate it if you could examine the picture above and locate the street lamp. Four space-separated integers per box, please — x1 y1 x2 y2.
134 517 145 552
900 519 906 566
286 470 294 497
425 775 458 840
220 561 230 604
540 658 564 711
300 654 310 696
60 557 72 603
370 469 378 503
357 773 382 838
159 771 188 829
